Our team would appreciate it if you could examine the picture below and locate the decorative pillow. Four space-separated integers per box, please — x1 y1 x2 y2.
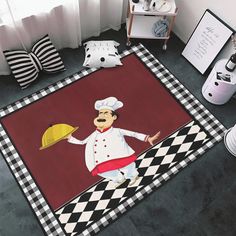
83 40 122 68
152 18 169 37
3 35 65 89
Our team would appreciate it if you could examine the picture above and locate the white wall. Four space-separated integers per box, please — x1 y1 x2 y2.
173 0 236 59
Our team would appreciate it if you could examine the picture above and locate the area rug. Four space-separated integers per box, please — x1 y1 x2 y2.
0 44 225 236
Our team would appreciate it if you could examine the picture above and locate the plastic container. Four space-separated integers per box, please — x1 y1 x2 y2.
202 59 236 105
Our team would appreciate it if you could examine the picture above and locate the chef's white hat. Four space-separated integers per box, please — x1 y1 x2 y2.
95 97 123 111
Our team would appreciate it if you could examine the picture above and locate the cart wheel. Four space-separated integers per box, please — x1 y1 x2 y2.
126 40 131 47
162 44 167 51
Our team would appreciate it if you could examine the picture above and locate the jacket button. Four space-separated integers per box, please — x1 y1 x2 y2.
96 160 98 163
95 140 98 142
107 155 110 157
104 145 107 147
103 139 105 141
94 151 97 154
94 144 97 146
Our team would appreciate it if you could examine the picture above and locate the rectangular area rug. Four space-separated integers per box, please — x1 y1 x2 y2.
0 44 226 236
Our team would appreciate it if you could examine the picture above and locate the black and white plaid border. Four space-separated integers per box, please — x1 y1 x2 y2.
0 44 226 236
0 124 65 236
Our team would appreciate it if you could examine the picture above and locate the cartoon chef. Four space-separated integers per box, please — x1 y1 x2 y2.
67 97 160 187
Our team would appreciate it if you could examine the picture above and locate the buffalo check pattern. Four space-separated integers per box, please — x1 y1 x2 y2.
0 44 226 236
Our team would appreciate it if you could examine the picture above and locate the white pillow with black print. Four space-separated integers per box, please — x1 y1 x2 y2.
83 40 122 68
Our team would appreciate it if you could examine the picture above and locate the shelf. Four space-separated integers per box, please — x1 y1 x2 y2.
126 15 169 39
129 0 177 16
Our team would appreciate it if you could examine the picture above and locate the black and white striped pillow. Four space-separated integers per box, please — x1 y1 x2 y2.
3 35 65 89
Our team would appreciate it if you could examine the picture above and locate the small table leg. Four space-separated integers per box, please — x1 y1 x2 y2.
162 43 167 51
126 38 131 46
126 4 134 47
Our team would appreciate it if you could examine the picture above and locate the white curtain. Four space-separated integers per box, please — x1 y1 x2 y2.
0 0 126 75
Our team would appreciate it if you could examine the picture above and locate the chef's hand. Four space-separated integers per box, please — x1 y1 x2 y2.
64 134 72 140
147 131 161 146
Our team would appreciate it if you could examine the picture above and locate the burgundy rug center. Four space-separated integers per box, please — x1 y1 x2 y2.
1 54 191 210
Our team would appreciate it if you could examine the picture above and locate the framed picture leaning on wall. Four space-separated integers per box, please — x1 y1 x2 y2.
182 9 234 74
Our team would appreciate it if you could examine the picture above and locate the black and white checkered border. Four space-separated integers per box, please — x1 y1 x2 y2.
0 124 65 236
0 44 226 236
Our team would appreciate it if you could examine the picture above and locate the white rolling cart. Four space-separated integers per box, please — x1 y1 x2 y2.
126 0 178 50
202 59 236 105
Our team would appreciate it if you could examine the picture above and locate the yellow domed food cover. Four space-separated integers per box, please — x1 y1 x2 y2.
40 124 78 150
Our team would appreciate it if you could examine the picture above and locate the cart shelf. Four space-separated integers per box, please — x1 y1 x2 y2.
126 0 178 50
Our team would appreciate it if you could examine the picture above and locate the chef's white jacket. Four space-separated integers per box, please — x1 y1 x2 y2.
68 127 148 172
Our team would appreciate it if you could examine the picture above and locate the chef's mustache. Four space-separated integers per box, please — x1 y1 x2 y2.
97 119 106 122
